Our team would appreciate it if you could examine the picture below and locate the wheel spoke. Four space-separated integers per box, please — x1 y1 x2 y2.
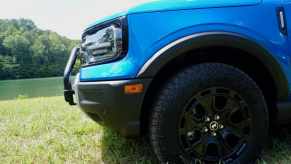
222 126 248 148
218 129 237 154
185 136 208 158
180 110 204 136
227 107 251 135
183 110 202 129
184 110 194 124
236 118 251 129
225 98 239 112
230 118 251 137
197 96 214 116
230 103 248 116
214 91 242 121
219 100 238 120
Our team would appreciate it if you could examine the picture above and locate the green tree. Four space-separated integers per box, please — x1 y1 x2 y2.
0 19 79 80
3 34 31 65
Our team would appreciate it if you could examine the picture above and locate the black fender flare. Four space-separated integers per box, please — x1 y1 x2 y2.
137 32 289 100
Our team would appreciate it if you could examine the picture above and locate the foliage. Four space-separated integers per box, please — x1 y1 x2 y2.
0 19 79 80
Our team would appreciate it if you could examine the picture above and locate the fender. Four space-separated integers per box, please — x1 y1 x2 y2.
137 32 289 101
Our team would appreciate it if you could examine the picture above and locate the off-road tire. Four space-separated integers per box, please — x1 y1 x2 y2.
149 63 269 164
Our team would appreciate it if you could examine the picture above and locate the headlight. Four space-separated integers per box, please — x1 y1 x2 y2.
81 17 128 65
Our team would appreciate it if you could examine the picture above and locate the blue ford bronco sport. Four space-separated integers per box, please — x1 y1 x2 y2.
64 0 291 163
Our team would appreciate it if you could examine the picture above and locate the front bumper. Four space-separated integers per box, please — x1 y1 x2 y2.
64 47 151 137
75 78 151 136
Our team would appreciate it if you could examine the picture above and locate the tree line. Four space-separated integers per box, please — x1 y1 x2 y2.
0 19 79 80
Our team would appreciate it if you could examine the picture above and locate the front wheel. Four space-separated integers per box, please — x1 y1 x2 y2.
149 63 269 164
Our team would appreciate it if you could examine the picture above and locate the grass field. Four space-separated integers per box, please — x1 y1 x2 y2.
1 96 291 164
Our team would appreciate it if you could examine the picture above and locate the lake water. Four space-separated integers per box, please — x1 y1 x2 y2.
0 77 64 100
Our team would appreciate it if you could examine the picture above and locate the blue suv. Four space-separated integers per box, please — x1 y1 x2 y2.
64 0 291 163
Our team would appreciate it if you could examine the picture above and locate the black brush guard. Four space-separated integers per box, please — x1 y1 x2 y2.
64 47 80 105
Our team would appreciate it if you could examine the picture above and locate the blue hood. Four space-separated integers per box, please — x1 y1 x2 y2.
128 0 261 14
86 0 261 29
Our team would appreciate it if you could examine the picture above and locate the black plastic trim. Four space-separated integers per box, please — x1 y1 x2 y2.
137 32 289 101
64 47 79 105
278 101 291 124
75 78 152 137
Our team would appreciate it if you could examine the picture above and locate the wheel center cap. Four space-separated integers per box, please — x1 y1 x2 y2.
209 121 219 131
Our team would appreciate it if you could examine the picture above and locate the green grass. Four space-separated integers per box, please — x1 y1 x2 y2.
0 96 290 163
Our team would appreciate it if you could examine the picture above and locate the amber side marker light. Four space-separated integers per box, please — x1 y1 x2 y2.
124 84 144 94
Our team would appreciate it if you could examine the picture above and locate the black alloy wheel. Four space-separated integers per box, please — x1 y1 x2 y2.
179 87 251 163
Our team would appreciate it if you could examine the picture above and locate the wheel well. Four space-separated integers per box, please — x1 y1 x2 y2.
140 46 277 135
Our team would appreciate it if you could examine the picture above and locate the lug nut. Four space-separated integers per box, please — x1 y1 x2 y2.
220 125 224 129
205 117 211 122
187 131 194 137
214 115 220 120
203 127 209 133
212 132 217 136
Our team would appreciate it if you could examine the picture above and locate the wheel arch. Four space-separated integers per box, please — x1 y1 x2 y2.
138 32 288 101
139 32 289 135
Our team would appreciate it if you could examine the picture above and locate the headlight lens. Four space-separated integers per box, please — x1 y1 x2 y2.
81 17 128 65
